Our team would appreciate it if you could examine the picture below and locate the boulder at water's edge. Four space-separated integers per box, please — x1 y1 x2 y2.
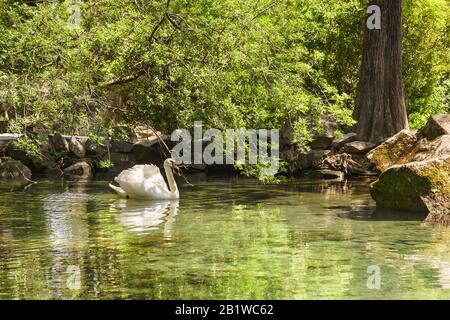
370 156 450 217
368 115 450 222
0 157 32 180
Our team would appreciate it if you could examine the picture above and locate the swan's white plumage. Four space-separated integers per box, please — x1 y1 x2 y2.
109 183 128 198
109 161 179 200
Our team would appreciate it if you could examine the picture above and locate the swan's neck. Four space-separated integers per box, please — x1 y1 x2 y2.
164 164 178 194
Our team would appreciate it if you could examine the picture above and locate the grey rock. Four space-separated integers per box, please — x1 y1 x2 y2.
109 152 136 165
331 132 358 150
343 141 377 154
368 118 450 220
69 136 86 158
309 137 333 150
85 139 108 156
0 158 32 180
49 133 69 152
310 115 338 139
5 142 57 173
0 134 22 152
63 161 93 179
316 169 345 181
367 129 450 173
5 142 32 166
281 148 330 173
132 138 167 166
110 140 134 153
309 149 331 167
420 114 450 140
370 155 450 218
367 130 418 172
412 134 450 162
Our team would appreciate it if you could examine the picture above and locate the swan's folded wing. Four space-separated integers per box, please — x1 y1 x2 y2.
115 164 170 198
145 165 168 189
115 165 145 184
142 165 171 196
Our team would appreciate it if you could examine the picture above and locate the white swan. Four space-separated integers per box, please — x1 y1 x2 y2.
109 158 179 200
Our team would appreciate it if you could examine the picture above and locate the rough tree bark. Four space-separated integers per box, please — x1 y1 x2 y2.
353 0 408 143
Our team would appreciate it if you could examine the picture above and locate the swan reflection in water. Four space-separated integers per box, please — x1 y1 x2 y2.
110 199 179 236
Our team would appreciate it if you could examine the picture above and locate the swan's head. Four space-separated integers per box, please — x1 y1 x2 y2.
164 158 177 169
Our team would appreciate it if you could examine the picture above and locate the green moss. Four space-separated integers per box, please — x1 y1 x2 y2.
418 160 450 196
370 146 393 172
368 131 419 172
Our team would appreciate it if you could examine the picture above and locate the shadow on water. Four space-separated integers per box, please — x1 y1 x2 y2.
180 175 374 208
334 205 429 221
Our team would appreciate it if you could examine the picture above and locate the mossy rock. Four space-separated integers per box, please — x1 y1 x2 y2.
370 155 450 216
367 129 418 172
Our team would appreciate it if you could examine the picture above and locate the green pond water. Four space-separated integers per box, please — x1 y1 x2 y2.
0 176 450 300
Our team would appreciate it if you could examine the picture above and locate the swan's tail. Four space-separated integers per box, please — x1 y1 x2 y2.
109 183 128 198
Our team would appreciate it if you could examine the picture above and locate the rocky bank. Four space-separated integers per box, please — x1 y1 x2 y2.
1 115 449 223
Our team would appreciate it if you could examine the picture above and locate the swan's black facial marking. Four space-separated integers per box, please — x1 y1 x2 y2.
169 160 176 168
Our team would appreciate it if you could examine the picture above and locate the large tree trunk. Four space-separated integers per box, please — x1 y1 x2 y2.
353 0 408 143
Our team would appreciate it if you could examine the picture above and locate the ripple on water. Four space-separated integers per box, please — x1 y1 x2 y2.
0 177 450 299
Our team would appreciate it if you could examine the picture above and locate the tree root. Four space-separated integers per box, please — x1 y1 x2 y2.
318 153 377 176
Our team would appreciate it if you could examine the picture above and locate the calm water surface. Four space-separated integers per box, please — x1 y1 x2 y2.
0 175 449 299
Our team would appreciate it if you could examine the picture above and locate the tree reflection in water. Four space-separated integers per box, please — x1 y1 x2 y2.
1 178 450 299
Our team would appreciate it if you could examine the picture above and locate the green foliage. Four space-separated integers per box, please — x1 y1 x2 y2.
403 0 450 128
12 136 42 160
98 159 114 169
111 128 131 142
0 0 360 134
409 79 450 129
7 120 25 134
0 0 448 177
87 133 104 149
